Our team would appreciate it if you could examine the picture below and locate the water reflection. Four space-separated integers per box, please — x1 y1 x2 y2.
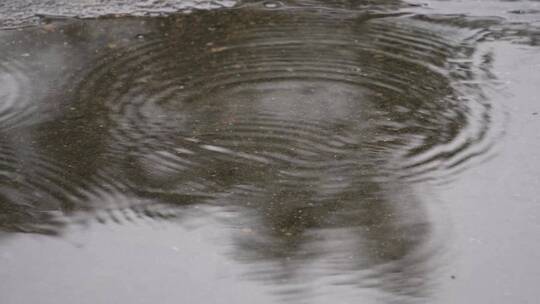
0 2 502 302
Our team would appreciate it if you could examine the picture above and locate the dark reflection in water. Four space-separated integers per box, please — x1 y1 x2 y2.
0 2 504 302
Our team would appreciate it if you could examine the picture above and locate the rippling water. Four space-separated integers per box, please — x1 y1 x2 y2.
0 0 539 303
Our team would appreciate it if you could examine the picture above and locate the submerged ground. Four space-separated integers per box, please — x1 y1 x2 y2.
0 1 539 303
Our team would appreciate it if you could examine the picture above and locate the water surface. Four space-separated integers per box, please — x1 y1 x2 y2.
0 1 539 303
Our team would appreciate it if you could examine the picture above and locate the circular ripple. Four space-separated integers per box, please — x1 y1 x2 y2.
56 6 502 299
70 9 500 188
0 60 36 129
0 59 130 233
0 60 55 233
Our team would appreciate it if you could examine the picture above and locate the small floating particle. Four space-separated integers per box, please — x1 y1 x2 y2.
21 53 30 57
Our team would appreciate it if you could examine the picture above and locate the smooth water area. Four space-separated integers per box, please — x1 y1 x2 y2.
0 1 539 303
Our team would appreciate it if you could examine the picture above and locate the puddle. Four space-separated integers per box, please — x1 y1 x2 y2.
0 1 539 303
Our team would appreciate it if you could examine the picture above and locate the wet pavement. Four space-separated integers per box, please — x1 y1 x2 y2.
0 1 539 303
